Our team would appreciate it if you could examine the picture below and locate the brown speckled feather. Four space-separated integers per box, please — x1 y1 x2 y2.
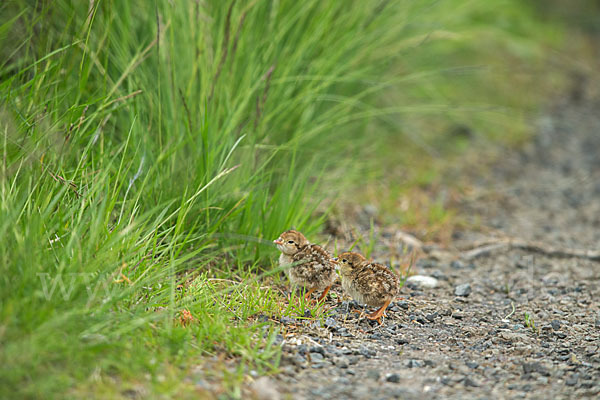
289 244 336 290
343 261 399 307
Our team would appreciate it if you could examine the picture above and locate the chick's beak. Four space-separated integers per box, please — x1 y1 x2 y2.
331 257 339 264
273 238 284 245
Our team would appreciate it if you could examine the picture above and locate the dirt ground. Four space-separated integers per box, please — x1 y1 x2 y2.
268 95 600 399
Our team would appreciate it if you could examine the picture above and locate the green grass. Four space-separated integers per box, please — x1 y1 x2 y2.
524 312 539 335
0 0 571 398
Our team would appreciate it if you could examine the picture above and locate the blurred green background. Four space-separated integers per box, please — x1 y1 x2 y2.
1 0 598 398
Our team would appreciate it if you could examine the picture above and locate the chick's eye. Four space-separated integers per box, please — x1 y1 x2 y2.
287 240 294 244
342 259 347 263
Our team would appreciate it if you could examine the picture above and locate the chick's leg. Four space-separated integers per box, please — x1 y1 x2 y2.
317 285 331 302
304 287 316 300
367 298 392 324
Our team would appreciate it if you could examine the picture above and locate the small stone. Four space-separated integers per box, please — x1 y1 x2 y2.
405 359 424 368
450 260 465 269
293 355 306 367
366 370 380 380
424 359 436 367
425 313 438 322
566 375 578 386
431 270 448 280
396 301 409 310
410 314 428 324
309 346 325 355
386 373 401 383
454 283 472 297
555 332 567 339
297 344 308 355
551 320 561 330
309 353 324 363
338 327 353 337
466 361 479 369
324 345 341 357
406 275 439 289
463 377 480 387
594 319 600 328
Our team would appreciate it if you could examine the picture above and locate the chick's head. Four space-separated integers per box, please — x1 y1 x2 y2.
333 251 366 275
273 230 309 255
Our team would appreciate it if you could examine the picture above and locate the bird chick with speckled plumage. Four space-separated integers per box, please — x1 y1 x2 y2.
332 251 399 324
273 230 337 302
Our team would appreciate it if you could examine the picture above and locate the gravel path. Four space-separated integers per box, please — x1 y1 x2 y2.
270 97 600 399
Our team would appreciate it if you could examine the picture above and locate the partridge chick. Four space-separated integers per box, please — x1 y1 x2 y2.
273 230 337 302
333 251 399 324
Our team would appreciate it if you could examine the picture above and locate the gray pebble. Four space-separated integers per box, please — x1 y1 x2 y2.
297 344 308 355
463 377 480 387
566 375 578 386
406 275 439 289
405 359 424 368
396 301 409 310
455 283 472 297
425 312 438 322
431 270 448 280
